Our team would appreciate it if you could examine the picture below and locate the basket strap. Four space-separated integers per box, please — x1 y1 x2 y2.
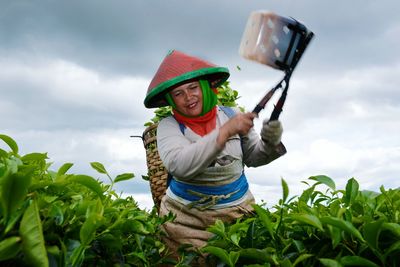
219 106 236 118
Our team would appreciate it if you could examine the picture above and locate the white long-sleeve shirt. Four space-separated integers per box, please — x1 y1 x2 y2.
157 106 286 182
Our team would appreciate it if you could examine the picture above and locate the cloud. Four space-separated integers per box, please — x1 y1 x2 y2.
1 0 399 210
0 57 154 130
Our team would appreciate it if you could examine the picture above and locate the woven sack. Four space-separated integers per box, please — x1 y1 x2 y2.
142 123 169 210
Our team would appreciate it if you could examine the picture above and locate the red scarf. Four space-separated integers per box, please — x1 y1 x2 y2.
173 106 217 136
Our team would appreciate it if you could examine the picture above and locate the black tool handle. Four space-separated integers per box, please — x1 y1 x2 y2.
252 105 265 114
251 78 285 115
270 86 288 121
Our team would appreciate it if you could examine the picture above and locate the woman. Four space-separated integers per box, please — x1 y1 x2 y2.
144 50 286 260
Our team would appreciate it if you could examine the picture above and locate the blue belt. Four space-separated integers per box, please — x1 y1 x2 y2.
169 172 249 205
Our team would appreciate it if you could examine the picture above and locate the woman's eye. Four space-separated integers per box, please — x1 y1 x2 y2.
173 92 181 97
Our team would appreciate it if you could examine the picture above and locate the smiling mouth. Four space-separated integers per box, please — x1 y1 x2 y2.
187 102 197 109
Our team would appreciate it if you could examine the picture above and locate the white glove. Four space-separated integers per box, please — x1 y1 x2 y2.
261 120 283 145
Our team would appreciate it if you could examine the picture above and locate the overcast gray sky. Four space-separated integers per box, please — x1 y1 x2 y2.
1 0 399 209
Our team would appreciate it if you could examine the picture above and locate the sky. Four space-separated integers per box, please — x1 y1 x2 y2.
1 0 399 210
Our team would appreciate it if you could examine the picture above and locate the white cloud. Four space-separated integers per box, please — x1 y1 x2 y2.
1 58 151 114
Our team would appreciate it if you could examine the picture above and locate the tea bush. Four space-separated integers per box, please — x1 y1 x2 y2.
203 176 400 266
0 134 174 267
1 135 399 267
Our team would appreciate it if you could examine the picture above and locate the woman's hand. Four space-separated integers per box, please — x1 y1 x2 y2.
260 120 283 145
217 112 257 147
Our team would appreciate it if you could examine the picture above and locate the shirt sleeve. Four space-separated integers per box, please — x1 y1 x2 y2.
157 116 223 180
241 126 287 167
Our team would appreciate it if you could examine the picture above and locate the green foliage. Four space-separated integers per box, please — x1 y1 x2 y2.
216 81 243 110
203 177 400 266
2 134 399 266
144 106 173 127
0 134 174 267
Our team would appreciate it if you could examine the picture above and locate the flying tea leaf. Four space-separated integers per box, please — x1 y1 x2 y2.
281 178 289 204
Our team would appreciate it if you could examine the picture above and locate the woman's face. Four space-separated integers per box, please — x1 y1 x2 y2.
170 81 203 117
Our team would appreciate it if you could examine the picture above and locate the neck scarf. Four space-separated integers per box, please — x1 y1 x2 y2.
173 106 217 136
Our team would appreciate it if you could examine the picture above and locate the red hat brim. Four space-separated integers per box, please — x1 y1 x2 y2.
144 50 230 108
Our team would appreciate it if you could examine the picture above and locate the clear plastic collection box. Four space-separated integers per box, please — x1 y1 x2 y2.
239 10 312 71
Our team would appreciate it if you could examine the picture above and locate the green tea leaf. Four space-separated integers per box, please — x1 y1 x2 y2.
90 162 108 174
340 256 379 267
80 214 103 246
49 204 64 225
126 220 150 235
69 244 85 267
319 258 342 267
69 175 104 199
19 200 49 267
282 178 289 204
384 240 400 258
229 251 240 266
80 200 104 245
299 186 315 204
57 162 74 176
382 222 400 238
0 236 21 261
293 253 313 267
253 204 275 240
363 219 384 251
0 165 32 221
230 233 240 246
280 258 293 267
114 173 135 183
309 175 336 190
21 152 48 162
0 134 19 154
320 216 365 242
239 248 275 263
202 246 232 267
227 221 249 237
0 148 9 158
330 226 342 249
344 178 359 206
4 206 25 234
290 214 323 231
207 219 226 238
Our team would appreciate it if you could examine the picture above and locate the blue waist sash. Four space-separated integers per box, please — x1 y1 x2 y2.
169 172 249 205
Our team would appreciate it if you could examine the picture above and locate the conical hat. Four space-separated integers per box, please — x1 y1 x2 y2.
144 50 230 108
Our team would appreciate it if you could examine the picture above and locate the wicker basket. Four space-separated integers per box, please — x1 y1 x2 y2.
142 123 169 210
